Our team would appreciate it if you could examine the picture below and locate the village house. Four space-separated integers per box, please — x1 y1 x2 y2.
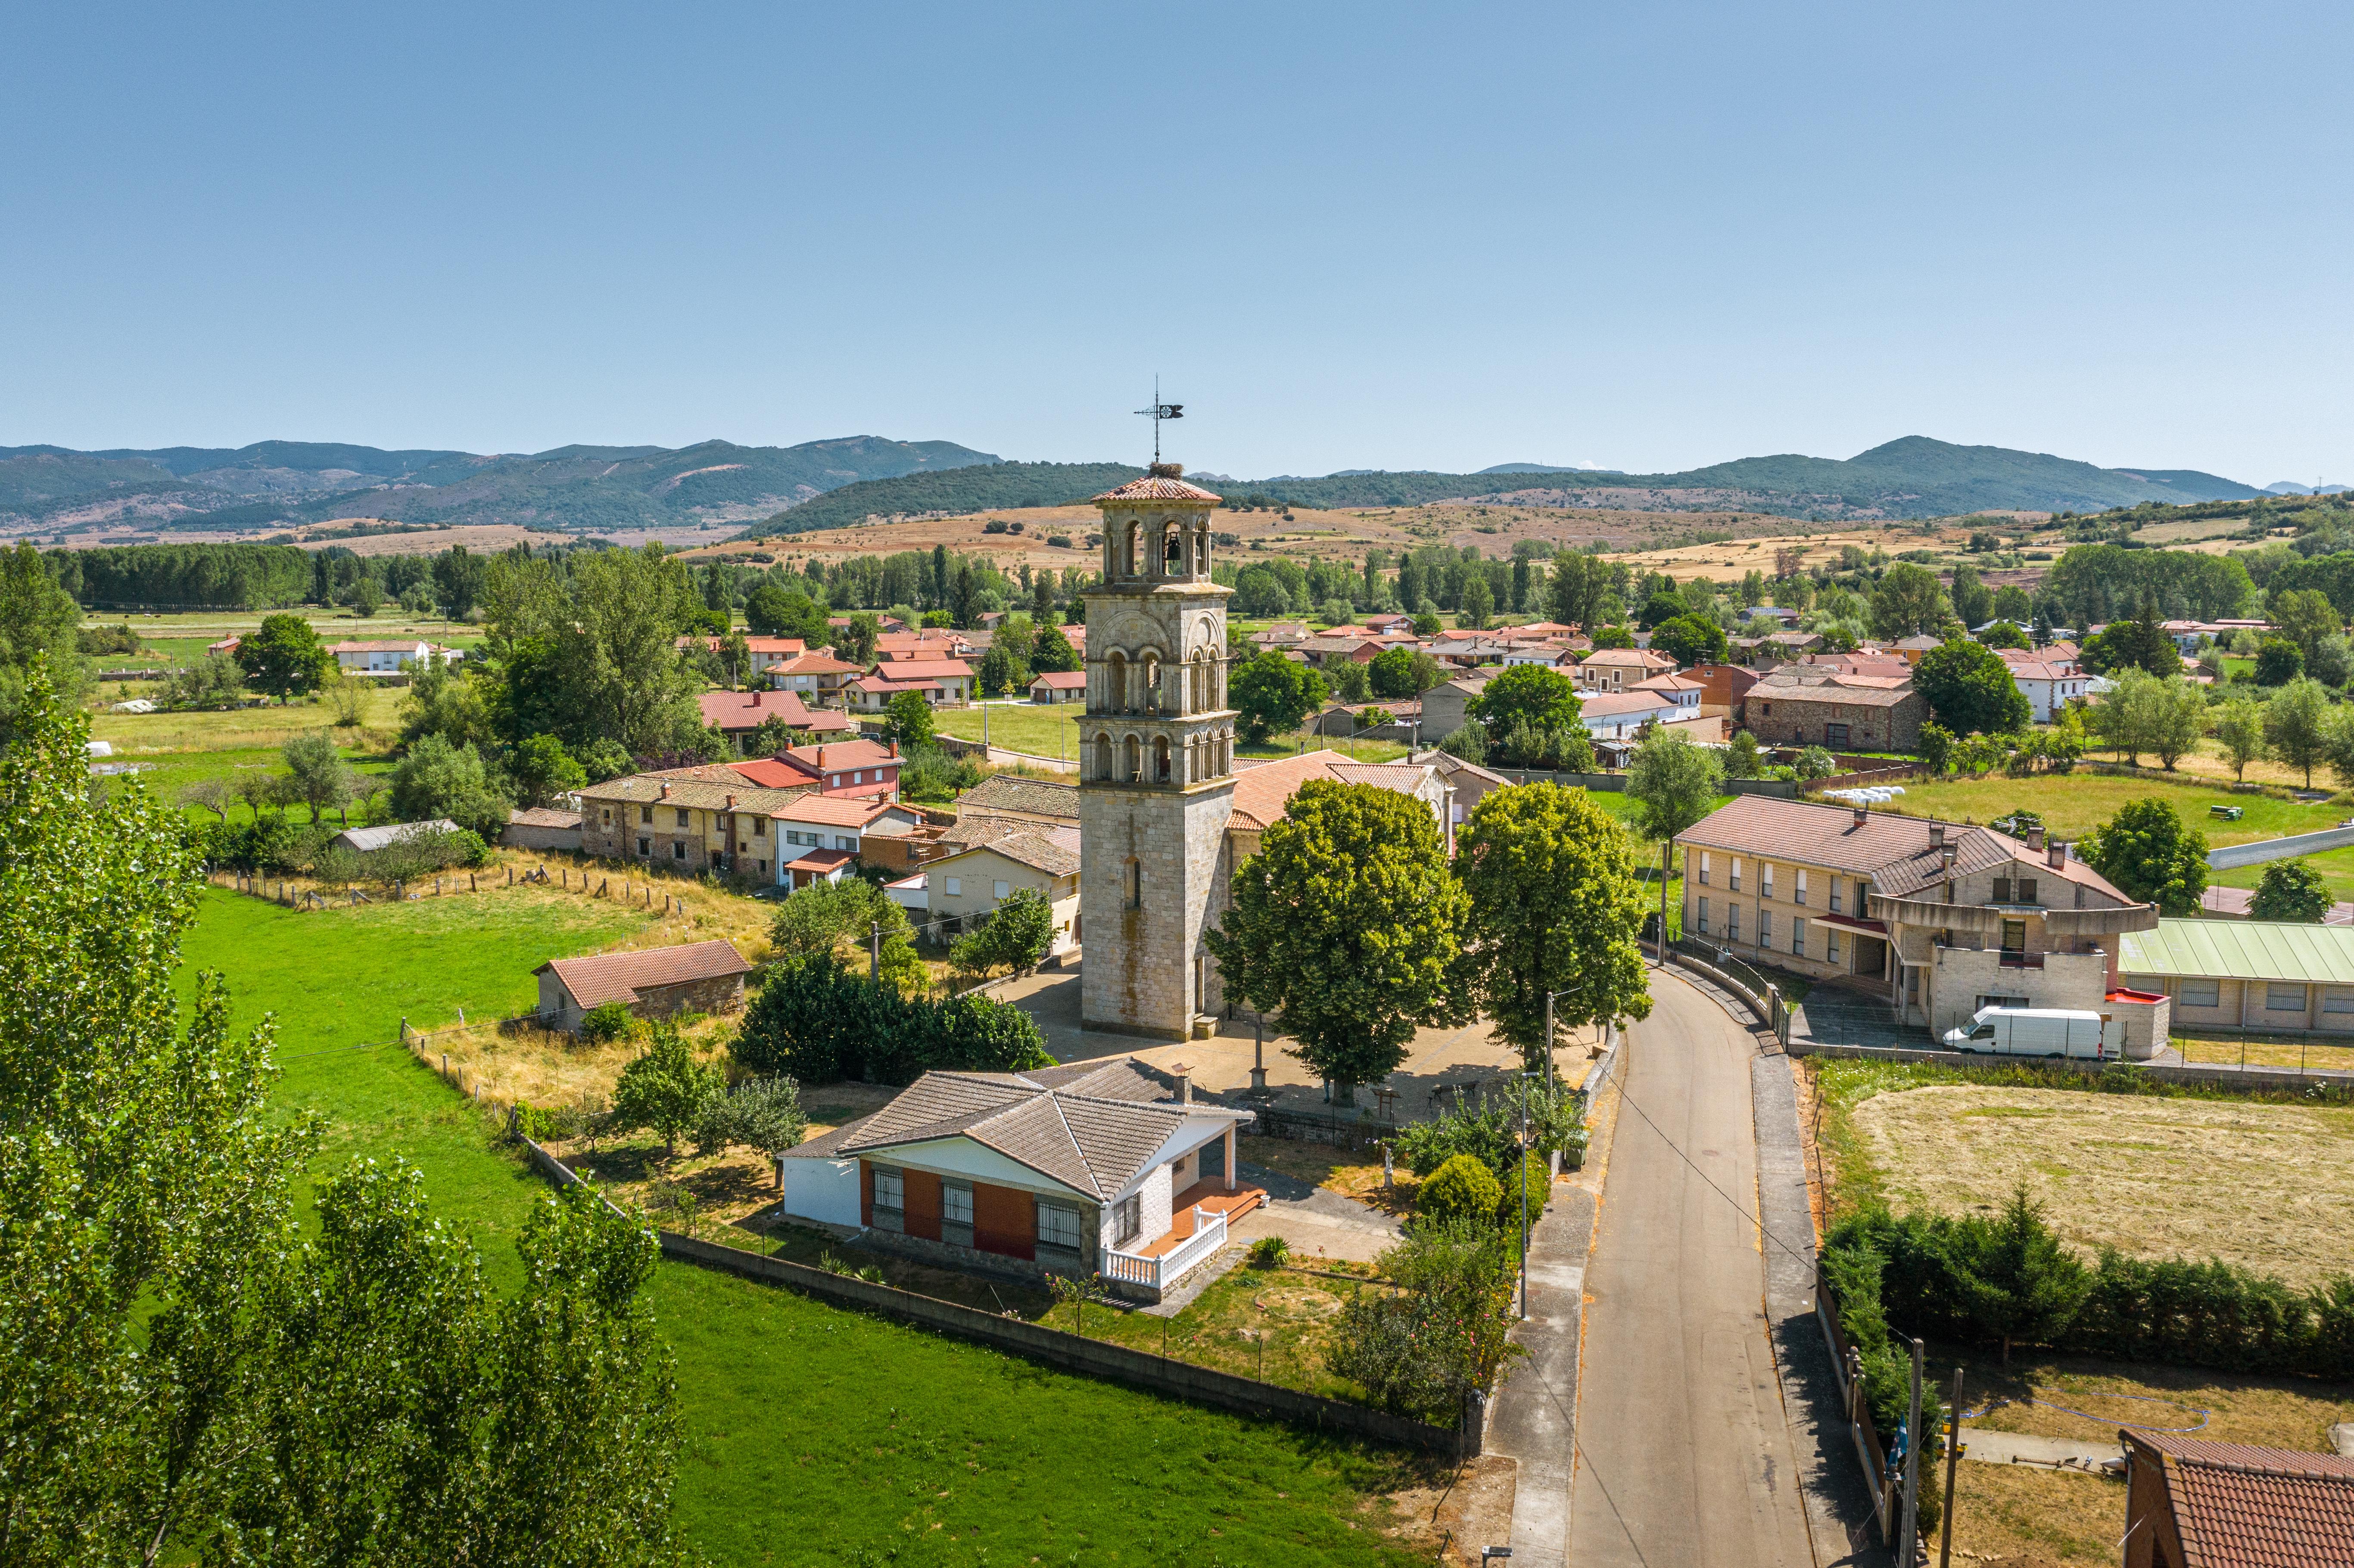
898 820 1082 947
1411 748 1511 831
501 806 583 852
778 1061 1261 1301
1745 667 1928 751
696 688 857 752
676 634 809 681
733 737 904 802
575 770 812 878
2120 1430 2354 1568
1419 671 1494 741
532 939 751 1031
1629 672 1704 711
2003 657 2092 723
1890 634 1943 664
771 795 927 890
1362 612 1414 635
1678 796 2166 1048
1028 669 1087 703
1499 641 1578 668
324 638 461 675
1576 689 1688 739
1684 661 1761 719
951 773 1081 833
848 656 973 709
763 651 864 703
1572 646 1678 692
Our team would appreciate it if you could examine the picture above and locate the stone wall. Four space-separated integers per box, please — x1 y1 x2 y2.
1745 691 1926 752
632 973 746 1020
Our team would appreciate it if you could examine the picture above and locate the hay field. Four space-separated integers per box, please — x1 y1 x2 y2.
1847 1085 2354 1288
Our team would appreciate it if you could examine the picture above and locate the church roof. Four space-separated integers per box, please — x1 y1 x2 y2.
1093 467 1222 504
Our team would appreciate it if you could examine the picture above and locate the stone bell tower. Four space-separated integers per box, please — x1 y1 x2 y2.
1077 464 1237 1039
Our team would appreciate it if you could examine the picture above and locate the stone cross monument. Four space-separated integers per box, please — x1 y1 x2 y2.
1077 463 1237 1038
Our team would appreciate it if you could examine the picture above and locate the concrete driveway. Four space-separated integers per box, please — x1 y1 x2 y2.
1224 1160 1402 1265
1568 966 1817 1568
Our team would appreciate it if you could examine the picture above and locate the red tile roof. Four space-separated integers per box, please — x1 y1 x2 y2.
696 689 820 730
770 794 899 827
1092 472 1222 503
1030 670 1087 688
535 940 749 1010
875 658 971 681
2128 1431 2354 1568
784 847 859 873
1226 750 1435 832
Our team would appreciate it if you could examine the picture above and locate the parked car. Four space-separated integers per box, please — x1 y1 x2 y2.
1943 1006 2118 1059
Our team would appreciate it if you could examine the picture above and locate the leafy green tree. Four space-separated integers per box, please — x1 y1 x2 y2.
834 610 881 666
162 652 249 711
1723 729 1764 779
2251 859 2332 922
2213 698 2267 781
508 731 587 806
1624 727 1726 942
389 732 515 835
1325 656 1373 703
1976 620 2028 650
1947 563 1994 628
1548 552 1609 630
1457 576 1494 629
2254 637 2304 686
0 541 87 735
2264 677 2335 787
744 578 829 643
430 544 488 618
1918 720 1956 775
1795 745 1837 780
399 652 498 751
1650 613 1728 667
0 672 686 1563
1868 563 1952 638
1913 638 2032 737
1454 783 1652 1070
2142 674 2209 771
280 728 357 823
1469 664 1582 750
1417 1154 1503 1225
1437 723 1489 764
978 641 1017 696
882 690 935 750
950 887 1058 980
609 1022 726 1159
1368 644 1444 698
1326 1218 1517 1422
2270 587 2342 667
1588 624 1635 650
1991 585 2033 624
1230 649 1327 742
237 612 336 703
1206 781 1470 1094
1028 623 1082 674
2080 591 2181 678
2083 797 2208 914
694 1074 808 1162
1636 591 1686 630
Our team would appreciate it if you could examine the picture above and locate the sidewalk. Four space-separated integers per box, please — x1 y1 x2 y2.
1485 1038 1619 1565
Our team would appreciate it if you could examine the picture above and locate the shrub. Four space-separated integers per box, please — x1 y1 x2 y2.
1248 1235 1291 1269
1498 1152 1551 1229
694 1074 807 1161
734 958 1052 1084
1418 1154 1503 1225
579 1001 636 1045
607 1023 725 1158
948 887 1057 980
1395 1079 1587 1179
1326 1217 1518 1423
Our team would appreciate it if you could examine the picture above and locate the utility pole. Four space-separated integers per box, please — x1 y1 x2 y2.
1898 1337 1925 1566
1517 1072 1535 1320
1939 1368 1964 1568
1660 837 1672 965
870 920 881 983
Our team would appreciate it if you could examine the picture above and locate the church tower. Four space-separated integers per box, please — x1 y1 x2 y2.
1077 463 1237 1039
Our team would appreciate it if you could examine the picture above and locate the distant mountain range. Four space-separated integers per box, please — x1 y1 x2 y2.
2266 481 2351 496
0 431 2288 540
734 436 2267 535
0 436 998 537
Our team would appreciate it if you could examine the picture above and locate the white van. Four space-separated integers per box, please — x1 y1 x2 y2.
1943 1006 2120 1060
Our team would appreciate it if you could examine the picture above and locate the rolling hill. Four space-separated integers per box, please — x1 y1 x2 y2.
0 436 999 537
732 436 2261 534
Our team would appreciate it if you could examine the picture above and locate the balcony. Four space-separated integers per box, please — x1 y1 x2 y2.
1100 1183 1265 1296
1996 951 2046 970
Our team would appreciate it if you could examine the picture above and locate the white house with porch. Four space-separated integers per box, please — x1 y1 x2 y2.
776 1061 1261 1302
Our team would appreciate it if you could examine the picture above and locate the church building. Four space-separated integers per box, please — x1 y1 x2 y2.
1077 464 1240 1038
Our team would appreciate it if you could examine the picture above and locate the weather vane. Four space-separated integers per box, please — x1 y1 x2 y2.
1134 377 1183 465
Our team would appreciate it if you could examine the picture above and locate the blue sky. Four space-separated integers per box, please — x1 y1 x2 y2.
4 3 2348 484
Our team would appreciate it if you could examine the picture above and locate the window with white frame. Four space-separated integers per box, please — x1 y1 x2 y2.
1730 857 1743 892
1113 1194 1141 1246
1699 852 1711 886
944 877 962 896
994 880 1011 900
1696 897 1710 934
1791 918 1806 957
2267 983 2307 1012
1794 869 1808 907
1761 863 1775 899
1037 1201 1083 1252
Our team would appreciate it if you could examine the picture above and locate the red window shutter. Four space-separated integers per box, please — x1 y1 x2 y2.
903 1169 943 1242
970 1182 1035 1261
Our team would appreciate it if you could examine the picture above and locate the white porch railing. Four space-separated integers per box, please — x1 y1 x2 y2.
1102 1205 1228 1291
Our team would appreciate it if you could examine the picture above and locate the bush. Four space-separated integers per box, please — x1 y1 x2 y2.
1248 1235 1291 1269
1326 1218 1517 1423
1498 1152 1550 1229
579 1001 636 1045
948 887 1057 980
1418 1154 1503 1225
694 1074 807 1160
1395 1079 1587 1179
734 958 1052 1084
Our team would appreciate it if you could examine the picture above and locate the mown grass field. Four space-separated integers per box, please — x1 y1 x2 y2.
182 890 1435 1564
931 700 1413 764
1880 768 2344 845
1812 1059 2354 1289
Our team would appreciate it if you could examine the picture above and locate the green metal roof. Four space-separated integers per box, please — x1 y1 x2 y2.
2118 918 2354 985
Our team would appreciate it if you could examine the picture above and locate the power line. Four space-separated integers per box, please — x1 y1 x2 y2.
1608 1059 1818 1272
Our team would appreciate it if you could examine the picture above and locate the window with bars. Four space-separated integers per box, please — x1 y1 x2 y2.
942 1182 973 1226
1113 1195 1141 1245
1037 1201 1083 1252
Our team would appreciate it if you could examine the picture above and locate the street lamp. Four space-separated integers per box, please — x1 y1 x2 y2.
1539 988 1582 1092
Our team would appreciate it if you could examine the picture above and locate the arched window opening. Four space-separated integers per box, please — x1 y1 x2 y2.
1143 654 1161 713
1153 736 1171 784
1193 526 1207 575
1105 651 1127 713
1124 858 1142 909
1189 650 1208 713
1093 731 1112 781
1164 524 1183 575
1123 734 1142 784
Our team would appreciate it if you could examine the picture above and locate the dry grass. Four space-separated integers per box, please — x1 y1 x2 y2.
1947 1464 2122 1568
1847 1085 2354 1288
2173 1034 2354 1072
1237 1134 1418 1219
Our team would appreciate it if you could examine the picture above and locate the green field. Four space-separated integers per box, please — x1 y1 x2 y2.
184 890 1429 1562
1881 771 2342 846
934 700 1412 765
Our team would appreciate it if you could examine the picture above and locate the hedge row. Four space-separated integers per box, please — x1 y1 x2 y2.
733 958 1051 1085
1829 1201 2354 1381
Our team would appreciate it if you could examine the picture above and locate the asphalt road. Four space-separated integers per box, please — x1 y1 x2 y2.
1569 967 1817 1568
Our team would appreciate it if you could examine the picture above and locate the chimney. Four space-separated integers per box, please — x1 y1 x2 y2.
817 746 827 768
1173 1064 1193 1104
725 793 736 809
658 782 671 800
2027 826 2046 850
889 738 899 758
1853 804 1868 828
2049 838 2066 870
1941 841 1958 871
1928 822 1945 849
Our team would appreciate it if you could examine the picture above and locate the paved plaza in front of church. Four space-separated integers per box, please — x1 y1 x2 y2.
996 964 1602 1126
